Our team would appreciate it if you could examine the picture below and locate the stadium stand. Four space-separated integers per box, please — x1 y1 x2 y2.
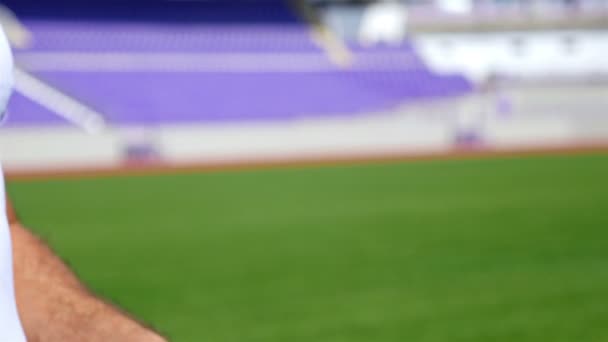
3 1 472 127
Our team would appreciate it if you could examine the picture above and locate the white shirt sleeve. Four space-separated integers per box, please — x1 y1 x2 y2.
0 169 26 340
0 24 25 342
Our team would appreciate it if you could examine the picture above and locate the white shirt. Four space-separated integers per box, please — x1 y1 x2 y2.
0 26 27 342
0 166 27 342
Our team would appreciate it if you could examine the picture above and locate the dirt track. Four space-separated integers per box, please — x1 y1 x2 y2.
6 142 608 181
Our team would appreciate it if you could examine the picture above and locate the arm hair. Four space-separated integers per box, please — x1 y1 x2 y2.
8 199 166 342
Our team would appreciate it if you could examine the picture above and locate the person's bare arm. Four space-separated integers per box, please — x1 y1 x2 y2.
8 201 166 342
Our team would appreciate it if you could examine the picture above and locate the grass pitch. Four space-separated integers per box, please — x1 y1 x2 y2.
8 154 608 341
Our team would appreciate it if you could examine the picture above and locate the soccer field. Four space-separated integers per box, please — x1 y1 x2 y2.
7 154 608 342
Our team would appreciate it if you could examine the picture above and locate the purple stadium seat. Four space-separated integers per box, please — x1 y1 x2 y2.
4 2 472 127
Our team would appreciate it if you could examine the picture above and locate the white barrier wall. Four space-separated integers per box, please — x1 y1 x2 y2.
0 127 121 170
2 83 607 173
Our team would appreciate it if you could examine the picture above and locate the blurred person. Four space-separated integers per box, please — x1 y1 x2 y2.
0 26 166 342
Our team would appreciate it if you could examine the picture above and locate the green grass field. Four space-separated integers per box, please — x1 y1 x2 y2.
7 154 608 342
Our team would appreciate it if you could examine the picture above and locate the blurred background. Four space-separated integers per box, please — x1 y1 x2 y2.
1 0 607 169
2 0 608 341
